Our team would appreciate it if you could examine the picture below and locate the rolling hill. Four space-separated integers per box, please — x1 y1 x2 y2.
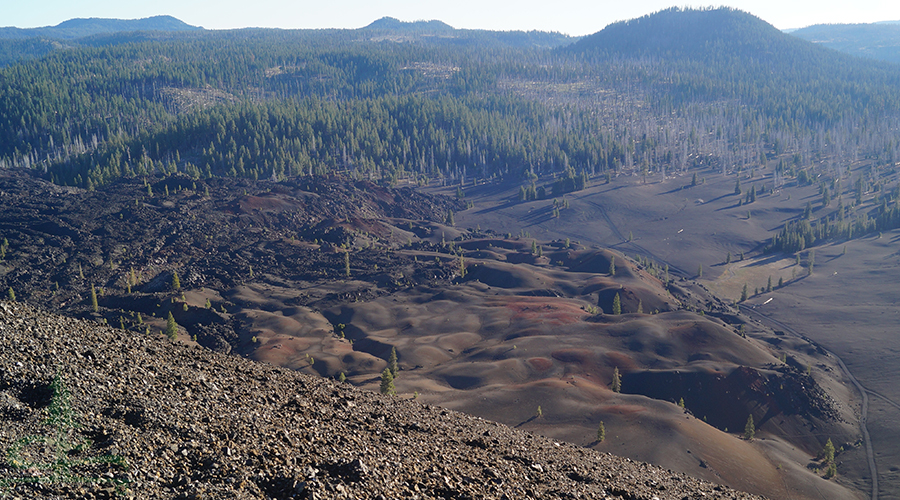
0 15 201 39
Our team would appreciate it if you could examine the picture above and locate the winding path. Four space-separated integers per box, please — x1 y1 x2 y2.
577 190 878 499
581 198 689 275
738 305 878 500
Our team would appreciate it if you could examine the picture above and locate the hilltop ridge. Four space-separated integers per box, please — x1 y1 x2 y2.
363 17 455 32
570 7 816 61
0 15 201 40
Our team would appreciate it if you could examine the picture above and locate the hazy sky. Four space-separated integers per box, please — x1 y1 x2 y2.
4 0 899 36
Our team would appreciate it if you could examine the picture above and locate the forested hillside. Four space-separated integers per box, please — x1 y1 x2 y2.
2 7 900 243
791 22 900 65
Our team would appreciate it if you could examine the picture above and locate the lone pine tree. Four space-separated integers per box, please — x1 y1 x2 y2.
380 368 395 396
822 438 835 464
165 311 178 340
90 284 98 312
744 414 755 440
388 346 399 377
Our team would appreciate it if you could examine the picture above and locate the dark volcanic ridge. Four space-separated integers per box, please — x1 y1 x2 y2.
0 301 765 499
0 170 465 346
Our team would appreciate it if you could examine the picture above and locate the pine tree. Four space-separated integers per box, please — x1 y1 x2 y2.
766 276 772 292
611 367 621 393
609 256 616 276
744 414 755 440
822 438 835 464
825 461 837 479
536 405 543 418
171 271 181 290
612 293 621 315
338 372 346 383
596 421 606 442
165 311 178 340
380 368 395 395
7 287 14 302
90 284 98 312
388 347 399 377
741 283 748 302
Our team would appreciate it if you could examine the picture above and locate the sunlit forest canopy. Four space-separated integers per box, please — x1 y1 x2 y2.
2 7 899 191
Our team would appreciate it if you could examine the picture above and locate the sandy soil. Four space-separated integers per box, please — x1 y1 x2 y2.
235 239 858 499
445 165 895 499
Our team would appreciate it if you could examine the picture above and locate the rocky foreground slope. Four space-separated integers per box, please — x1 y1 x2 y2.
0 301 763 499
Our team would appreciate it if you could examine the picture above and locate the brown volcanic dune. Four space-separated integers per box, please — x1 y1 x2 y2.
0 171 865 499
290 245 858 500
448 162 895 498
183 234 858 499
0 301 773 499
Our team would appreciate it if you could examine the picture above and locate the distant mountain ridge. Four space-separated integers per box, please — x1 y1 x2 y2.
791 22 900 64
568 6 806 61
360 16 574 49
0 15 201 40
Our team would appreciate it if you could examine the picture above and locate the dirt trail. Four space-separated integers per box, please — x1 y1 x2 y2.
739 304 878 500
581 197 690 275
589 190 877 499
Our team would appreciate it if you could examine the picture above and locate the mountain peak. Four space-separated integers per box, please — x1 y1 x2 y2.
570 7 788 58
363 16 454 32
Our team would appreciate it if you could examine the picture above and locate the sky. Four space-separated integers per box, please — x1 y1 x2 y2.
3 0 898 36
